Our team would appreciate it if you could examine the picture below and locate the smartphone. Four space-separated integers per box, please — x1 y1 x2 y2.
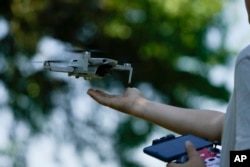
143 134 213 162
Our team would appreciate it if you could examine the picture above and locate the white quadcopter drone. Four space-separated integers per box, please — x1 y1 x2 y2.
42 51 133 83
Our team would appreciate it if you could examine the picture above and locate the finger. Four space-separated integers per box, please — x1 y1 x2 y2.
87 89 109 104
185 141 200 159
87 89 105 97
87 89 100 99
87 89 113 97
87 89 120 107
95 90 118 98
88 89 118 101
167 162 181 167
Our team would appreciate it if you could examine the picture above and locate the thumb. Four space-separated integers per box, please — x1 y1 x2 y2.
185 141 200 159
167 162 181 167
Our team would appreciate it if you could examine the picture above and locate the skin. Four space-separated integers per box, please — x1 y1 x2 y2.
245 0 250 23
87 88 223 167
167 141 206 167
87 88 223 141
87 1 250 166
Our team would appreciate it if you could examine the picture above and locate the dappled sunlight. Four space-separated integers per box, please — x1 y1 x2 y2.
0 0 246 166
0 17 9 40
104 21 132 40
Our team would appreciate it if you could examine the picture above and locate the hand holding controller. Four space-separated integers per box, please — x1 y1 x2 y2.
176 146 220 167
143 134 220 167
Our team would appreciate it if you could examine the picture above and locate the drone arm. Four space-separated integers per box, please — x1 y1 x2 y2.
112 63 133 83
82 51 91 71
44 65 74 73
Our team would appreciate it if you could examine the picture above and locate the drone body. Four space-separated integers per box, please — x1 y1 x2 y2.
43 51 133 83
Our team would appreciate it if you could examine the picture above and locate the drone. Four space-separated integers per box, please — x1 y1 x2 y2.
41 51 133 83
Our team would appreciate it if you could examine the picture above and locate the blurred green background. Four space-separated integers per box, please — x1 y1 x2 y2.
0 0 242 166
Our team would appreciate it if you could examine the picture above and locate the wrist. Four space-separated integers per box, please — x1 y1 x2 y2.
132 97 150 118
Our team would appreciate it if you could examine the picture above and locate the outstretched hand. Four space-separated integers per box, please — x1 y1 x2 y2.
167 141 206 167
87 88 147 117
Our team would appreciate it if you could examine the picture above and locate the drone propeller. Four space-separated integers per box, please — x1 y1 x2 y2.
87 49 106 54
66 48 85 53
32 60 68 63
46 60 68 63
32 61 45 63
66 48 105 54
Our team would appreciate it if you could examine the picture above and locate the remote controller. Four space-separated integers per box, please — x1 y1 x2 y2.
143 134 220 167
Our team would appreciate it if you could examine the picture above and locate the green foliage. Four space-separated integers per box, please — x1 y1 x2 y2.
0 0 230 166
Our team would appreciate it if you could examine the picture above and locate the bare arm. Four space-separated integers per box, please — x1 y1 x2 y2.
139 98 224 142
87 88 224 142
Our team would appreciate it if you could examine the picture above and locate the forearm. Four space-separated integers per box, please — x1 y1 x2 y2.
87 88 224 142
134 98 224 142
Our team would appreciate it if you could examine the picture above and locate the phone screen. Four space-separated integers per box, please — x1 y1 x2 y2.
143 134 213 162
